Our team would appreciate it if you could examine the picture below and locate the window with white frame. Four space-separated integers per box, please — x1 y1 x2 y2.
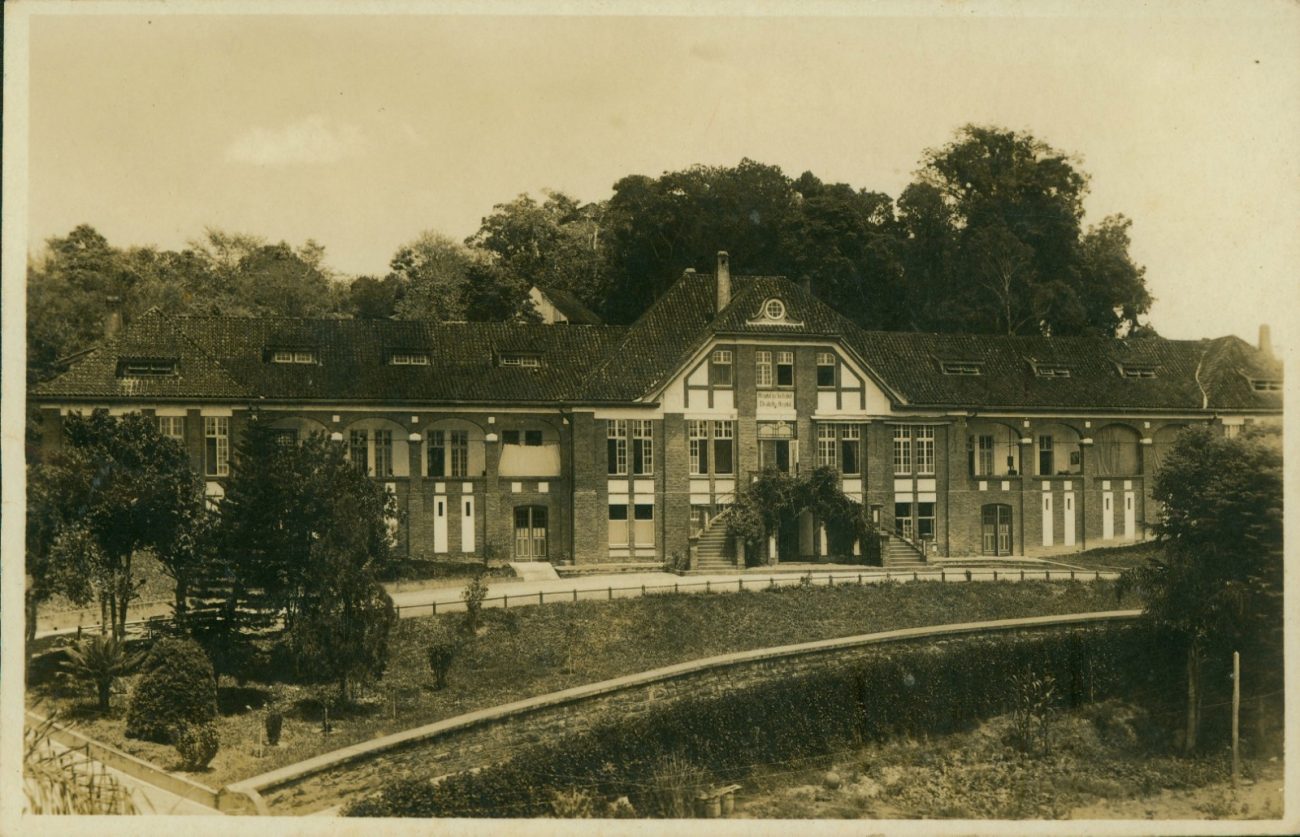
893 426 912 475
631 420 653 475
915 427 935 475
712 421 734 474
688 420 708 475
710 349 733 387
633 504 655 546
271 350 316 364
158 416 185 442
607 420 628 475
428 429 471 477
204 417 229 476
500 353 541 368
817 424 837 468
389 352 430 366
755 351 773 388
816 352 837 388
349 430 369 474
373 429 394 477
840 425 861 474
776 351 795 387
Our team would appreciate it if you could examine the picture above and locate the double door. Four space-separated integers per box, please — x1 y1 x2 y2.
981 504 1013 556
514 505 548 561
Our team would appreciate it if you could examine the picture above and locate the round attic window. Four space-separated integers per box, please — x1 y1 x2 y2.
763 299 786 320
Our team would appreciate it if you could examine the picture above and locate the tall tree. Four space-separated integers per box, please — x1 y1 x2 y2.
1119 425 1283 752
34 412 204 639
387 231 477 321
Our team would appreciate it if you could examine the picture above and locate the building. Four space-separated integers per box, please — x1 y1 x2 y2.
31 252 1283 569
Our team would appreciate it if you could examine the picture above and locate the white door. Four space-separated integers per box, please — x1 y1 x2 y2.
461 495 476 554
1102 492 1114 541
1123 491 1136 541
1063 493 1076 546
1041 493 1054 547
434 496 448 553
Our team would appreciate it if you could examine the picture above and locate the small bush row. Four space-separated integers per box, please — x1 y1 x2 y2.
347 623 1173 818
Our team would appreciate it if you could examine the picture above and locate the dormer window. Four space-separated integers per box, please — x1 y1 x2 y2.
500 353 541 368
940 361 983 376
1250 378 1282 392
1120 364 1157 379
762 299 787 320
389 352 430 366
1034 364 1072 378
271 350 316 365
117 358 177 377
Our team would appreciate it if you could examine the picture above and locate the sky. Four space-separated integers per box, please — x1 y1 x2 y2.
17 2 1300 349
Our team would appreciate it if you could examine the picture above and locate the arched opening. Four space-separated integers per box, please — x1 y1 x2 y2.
344 417 411 478
1094 424 1141 476
425 419 486 478
1149 424 1190 474
967 422 1021 477
499 421 562 477
1033 423 1082 476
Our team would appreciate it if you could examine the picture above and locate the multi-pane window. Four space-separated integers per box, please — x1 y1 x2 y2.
158 416 185 442
710 350 733 387
816 352 837 388
712 421 734 474
688 420 709 475
892 426 912 475
917 502 936 540
450 430 469 476
271 350 316 364
1038 435 1054 477
915 427 935 475
428 430 446 476
389 352 430 366
755 351 773 388
631 420 654 475
840 425 861 474
973 434 995 476
373 430 394 477
817 424 837 468
430 429 472 477
776 351 795 387
271 428 298 447
349 430 369 474
607 420 628 475
204 417 229 477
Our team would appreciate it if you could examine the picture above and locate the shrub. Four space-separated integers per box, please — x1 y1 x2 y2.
171 721 220 771
460 575 489 637
548 788 594 818
264 711 284 746
426 623 461 690
61 635 141 712
647 754 712 818
125 637 217 743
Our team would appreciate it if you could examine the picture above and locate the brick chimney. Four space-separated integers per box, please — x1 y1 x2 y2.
715 251 730 314
1259 323 1272 357
104 295 123 341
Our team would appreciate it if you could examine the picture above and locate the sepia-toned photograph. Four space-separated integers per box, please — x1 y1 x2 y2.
3 1 1295 833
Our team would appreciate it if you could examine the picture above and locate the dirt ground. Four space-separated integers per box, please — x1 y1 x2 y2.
1068 759 1285 820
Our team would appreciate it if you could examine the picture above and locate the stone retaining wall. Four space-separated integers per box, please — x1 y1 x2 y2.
233 610 1139 814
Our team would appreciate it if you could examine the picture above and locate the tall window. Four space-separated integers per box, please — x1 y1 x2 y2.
631 420 654 475
710 350 733 387
816 352 836 388
817 424 837 468
633 504 655 546
776 351 795 387
892 426 911 475
204 417 229 476
1037 435 1054 477
689 420 708 475
608 504 628 546
428 429 445 476
373 430 393 477
840 425 861 474
449 430 469 476
973 434 994 476
915 427 935 475
712 421 734 474
158 416 185 442
607 420 628 475
917 502 936 540
755 351 773 388
349 430 369 474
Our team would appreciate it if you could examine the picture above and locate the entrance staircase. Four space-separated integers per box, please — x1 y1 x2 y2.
694 518 737 573
881 535 928 571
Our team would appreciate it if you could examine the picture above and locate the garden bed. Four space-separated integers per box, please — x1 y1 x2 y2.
27 578 1134 790
1042 542 1162 572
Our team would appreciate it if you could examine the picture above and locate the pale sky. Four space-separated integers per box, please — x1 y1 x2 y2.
18 2 1300 350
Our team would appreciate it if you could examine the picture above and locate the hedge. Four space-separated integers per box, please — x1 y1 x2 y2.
347 623 1176 818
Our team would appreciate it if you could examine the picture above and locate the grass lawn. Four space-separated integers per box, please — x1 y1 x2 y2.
28 578 1135 790
736 699 1282 820
1041 542 1162 572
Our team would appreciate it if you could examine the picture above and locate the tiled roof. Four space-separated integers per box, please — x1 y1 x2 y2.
33 277 1282 414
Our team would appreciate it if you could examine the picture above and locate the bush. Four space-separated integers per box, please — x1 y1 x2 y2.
347 623 1163 818
548 788 594 818
460 575 489 637
264 711 283 746
426 623 461 690
171 722 220 771
125 638 217 743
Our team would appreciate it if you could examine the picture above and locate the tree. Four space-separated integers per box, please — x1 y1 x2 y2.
1118 425 1283 753
35 412 203 639
387 231 477 321
207 420 397 691
25 464 94 642
62 636 142 712
347 274 403 319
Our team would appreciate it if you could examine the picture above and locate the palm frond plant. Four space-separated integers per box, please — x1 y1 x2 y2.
62 635 143 712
